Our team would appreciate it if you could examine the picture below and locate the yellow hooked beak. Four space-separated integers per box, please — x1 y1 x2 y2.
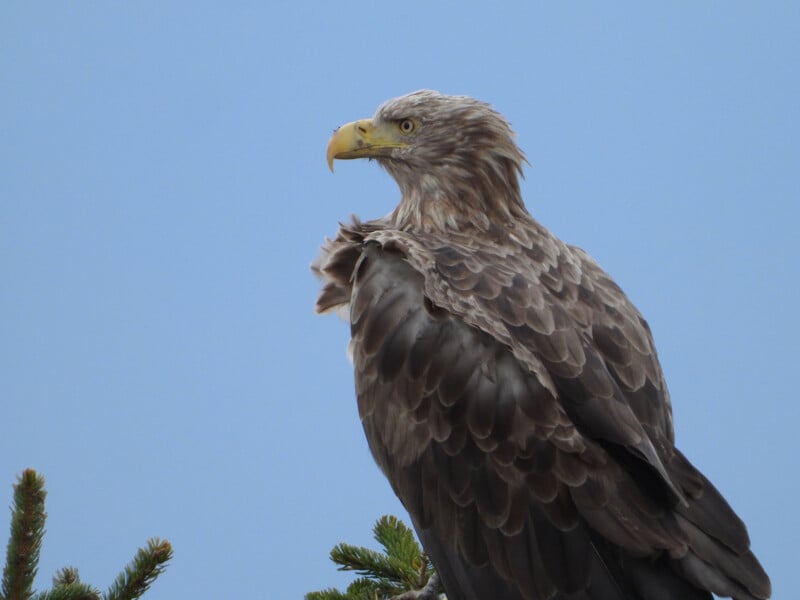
326 119 408 172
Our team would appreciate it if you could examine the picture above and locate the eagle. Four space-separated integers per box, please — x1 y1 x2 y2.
314 90 770 600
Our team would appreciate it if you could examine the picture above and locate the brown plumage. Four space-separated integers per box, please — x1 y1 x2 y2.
314 90 770 600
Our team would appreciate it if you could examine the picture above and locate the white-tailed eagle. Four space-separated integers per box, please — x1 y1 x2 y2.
314 90 770 600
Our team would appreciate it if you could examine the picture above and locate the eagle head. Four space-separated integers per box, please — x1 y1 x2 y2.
327 90 528 231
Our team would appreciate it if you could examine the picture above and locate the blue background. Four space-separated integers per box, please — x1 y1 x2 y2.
2 3 797 598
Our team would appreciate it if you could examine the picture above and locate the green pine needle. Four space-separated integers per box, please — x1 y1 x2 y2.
345 577 381 598
34 582 101 600
307 515 440 600
372 517 426 584
52 567 81 588
330 542 413 592
0 470 169 600
104 539 172 600
2 468 47 600
304 588 352 600
304 577 384 600
34 567 101 600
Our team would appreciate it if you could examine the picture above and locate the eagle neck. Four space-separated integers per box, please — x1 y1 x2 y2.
389 170 528 235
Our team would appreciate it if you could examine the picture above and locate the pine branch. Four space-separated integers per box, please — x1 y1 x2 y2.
373 517 423 577
31 566 101 600
304 589 352 600
330 543 411 593
304 576 386 600
34 582 101 600
0 470 170 600
2 469 47 600
307 515 445 600
345 577 381 597
52 568 80 587
103 539 172 600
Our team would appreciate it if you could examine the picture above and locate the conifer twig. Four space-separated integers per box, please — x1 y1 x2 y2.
306 515 444 600
52 567 81 587
34 582 101 600
0 470 169 600
2 468 47 600
33 566 101 600
104 538 172 600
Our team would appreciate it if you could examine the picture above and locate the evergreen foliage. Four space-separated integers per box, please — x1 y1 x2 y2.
2 469 45 600
306 515 443 600
0 469 171 600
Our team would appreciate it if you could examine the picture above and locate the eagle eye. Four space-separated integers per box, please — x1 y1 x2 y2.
398 119 416 134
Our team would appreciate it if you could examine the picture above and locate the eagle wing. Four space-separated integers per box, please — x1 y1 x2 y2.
314 220 770 600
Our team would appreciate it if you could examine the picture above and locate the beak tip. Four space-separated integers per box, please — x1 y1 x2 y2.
326 137 337 173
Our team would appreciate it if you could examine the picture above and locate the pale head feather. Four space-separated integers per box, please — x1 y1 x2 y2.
371 90 529 232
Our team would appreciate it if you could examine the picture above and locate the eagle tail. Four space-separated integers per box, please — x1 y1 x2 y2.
666 450 771 600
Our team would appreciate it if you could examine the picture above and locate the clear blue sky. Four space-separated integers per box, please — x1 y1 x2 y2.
1 3 797 598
